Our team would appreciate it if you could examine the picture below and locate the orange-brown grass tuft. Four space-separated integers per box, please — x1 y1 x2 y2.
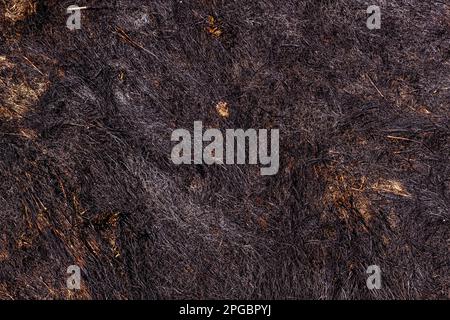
0 56 49 120
3 0 37 22
318 165 373 230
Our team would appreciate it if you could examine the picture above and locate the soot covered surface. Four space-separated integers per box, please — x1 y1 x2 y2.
0 0 449 299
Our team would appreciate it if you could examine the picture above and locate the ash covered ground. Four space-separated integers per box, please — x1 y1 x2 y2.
0 0 449 299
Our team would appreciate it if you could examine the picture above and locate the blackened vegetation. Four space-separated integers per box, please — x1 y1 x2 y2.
0 0 449 299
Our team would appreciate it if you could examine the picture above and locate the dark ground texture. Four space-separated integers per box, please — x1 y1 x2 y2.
0 0 449 299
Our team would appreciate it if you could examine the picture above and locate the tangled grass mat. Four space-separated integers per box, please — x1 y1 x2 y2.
0 0 448 299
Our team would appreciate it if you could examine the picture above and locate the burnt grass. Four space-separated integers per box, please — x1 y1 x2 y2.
0 0 449 299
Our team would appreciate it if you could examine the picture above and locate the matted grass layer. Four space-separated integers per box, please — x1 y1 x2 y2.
0 0 448 299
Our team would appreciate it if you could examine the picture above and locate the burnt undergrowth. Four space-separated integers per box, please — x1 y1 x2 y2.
0 0 449 299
